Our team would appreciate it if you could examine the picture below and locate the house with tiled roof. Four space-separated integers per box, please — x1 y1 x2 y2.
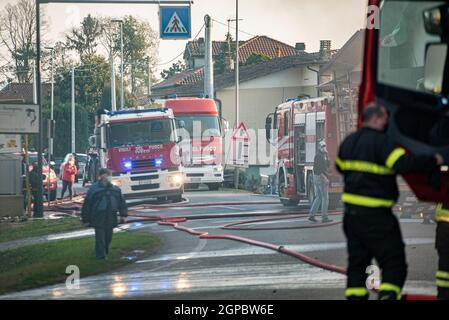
148 40 337 169
183 35 298 69
0 82 51 103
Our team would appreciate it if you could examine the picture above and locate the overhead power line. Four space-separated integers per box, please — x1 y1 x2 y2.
156 22 206 67
212 18 256 37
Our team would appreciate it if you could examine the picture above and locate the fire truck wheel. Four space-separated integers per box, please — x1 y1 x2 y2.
207 183 221 191
185 183 200 190
279 176 299 207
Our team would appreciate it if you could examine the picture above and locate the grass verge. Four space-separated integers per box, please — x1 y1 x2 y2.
0 230 160 295
0 217 85 244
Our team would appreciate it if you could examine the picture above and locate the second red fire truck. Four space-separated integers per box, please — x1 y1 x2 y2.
266 97 343 208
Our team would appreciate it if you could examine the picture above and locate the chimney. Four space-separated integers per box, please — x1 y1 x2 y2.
295 42 306 55
198 37 205 55
276 46 282 58
320 40 332 58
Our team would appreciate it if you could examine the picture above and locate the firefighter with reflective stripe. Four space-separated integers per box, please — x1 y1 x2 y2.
337 105 444 300
434 203 449 300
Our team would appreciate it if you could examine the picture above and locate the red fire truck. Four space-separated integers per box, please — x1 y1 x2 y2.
361 0 449 203
265 97 344 207
161 98 224 190
88 107 184 201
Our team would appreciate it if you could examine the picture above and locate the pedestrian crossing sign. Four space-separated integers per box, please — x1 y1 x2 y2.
160 6 191 39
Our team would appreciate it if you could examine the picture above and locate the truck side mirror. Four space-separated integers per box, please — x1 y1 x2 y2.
88 135 96 148
221 118 229 131
424 43 447 94
265 115 273 141
423 5 447 36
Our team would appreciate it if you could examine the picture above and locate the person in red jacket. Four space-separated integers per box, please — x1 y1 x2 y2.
60 154 77 200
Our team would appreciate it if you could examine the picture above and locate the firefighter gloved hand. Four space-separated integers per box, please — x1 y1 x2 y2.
437 148 449 165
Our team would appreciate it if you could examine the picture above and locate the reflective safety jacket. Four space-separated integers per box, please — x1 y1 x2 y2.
337 127 438 209
436 203 449 223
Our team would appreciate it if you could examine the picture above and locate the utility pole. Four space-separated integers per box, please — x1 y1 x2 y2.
110 51 117 111
71 67 76 153
204 15 214 99
112 19 124 109
33 61 37 104
45 46 55 157
146 56 152 98
120 21 124 109
234 0 240 189
34 1 43 218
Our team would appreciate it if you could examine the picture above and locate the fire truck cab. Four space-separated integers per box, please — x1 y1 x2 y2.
266 97 342 207
88 107 184 202
361 0 449 203
162 98 224 191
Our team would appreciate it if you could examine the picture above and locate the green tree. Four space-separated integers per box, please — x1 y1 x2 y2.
66 14 102 62
244 53 271 66
160 60 186 80
115 16 158 99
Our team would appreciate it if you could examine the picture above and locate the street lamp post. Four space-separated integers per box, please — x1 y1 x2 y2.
112 18 124 110
45 46 55 157
71 67 76 153
234 0 240 189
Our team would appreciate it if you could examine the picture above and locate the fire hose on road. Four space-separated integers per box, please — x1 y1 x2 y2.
41 196 436 300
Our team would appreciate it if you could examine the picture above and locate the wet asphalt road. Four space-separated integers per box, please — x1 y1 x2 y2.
0 188 439 300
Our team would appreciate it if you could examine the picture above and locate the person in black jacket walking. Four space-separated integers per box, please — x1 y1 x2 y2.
309 140 331 223
81 168 128 259
337 105 445 300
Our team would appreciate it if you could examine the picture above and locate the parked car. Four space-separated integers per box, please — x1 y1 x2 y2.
19 152 58 201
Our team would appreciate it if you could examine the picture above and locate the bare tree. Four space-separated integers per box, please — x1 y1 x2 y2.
98 16 117 59
0 0 47 83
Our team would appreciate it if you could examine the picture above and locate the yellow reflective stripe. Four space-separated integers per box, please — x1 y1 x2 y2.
435 203 449 222
436 279 449 288
345 287 369 297
342 193 395 208
436 271 449 280
336 157 395 175
379 283 402 300
385 147 406 169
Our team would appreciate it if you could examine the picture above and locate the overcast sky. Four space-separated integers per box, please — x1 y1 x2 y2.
0 0 368 76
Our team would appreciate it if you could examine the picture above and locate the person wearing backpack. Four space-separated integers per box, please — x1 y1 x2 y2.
81 168 128 259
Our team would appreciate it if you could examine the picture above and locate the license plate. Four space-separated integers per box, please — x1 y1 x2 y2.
190 178 201 183
139 179 153 185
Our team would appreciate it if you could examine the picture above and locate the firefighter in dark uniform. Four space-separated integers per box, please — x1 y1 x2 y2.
337 105 444 300
434 203 449 300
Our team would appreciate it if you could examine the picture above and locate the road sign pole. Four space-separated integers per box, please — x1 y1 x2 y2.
204 14 214 99
234 0 240 190
120 22 124 109
34 0 44 218
71 67 76 153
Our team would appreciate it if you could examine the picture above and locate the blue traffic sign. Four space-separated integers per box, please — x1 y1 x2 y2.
160 6 191 39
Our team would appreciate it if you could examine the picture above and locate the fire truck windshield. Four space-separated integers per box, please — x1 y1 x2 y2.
107 119 176 148
176 115 221 139
378 1 445 94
